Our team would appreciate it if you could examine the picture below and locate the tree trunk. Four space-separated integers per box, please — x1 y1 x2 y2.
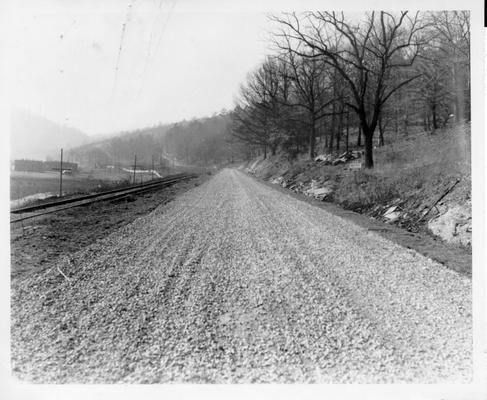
465 65 471 121
345 112 350 153
263 144 267 159
363 130 374 168
452 61 464 122
378 115 385 147
403 104 409 136
357 126 362 147
329 104 336 152
309 120 316 159
431 103 438 130
336 107 343 152
394 109 399 133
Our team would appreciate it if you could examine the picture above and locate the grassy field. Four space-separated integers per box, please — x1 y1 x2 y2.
10 169 133 200
9 166 187 201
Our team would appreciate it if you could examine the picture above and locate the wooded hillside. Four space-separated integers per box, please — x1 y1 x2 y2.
66 111 241 169
232 11 470 168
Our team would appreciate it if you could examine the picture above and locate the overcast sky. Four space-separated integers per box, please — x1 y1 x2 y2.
8 0 480 137
9 0 272 136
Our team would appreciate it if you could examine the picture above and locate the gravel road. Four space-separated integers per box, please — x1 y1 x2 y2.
11 169 471 383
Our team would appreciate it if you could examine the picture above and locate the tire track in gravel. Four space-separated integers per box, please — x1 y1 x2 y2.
236 171 471 381
228 183 401 382
11 169 471 383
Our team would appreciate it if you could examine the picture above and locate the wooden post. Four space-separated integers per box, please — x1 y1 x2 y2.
151 155 155 181
59 148 63 197
133 155 137 185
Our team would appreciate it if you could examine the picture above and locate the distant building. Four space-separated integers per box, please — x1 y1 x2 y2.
14 159 78 173
43 160 78 172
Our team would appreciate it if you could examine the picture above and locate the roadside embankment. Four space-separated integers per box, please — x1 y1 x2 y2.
241 125 471 272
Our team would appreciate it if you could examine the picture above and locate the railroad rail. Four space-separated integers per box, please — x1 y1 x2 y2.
11 173 197 224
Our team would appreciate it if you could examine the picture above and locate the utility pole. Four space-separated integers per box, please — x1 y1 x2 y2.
59 148 63 197
133 154 137 185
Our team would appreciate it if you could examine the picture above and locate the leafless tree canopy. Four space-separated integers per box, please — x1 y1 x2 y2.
231 11 470 168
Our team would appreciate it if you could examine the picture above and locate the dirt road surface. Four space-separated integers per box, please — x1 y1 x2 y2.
11 169 471 383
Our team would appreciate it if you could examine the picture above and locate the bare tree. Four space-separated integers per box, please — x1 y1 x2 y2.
276 48 336 159
271 11 428 168
231 58 283 158
428 11 470 122
414 56 452 131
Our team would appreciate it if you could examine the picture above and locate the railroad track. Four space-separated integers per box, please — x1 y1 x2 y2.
11 173 197 224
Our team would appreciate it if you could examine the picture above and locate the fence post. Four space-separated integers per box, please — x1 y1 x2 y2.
133 155 137 185
59 148 63 197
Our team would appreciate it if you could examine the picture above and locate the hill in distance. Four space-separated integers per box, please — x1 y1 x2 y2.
10 108 90 161
60 109 238 170
67 122 173 169
66 111 236 170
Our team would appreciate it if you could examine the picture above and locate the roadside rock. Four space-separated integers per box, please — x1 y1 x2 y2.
270 176 284 185
314 154 334 163
305 180 335 201
383 206 401 223
384 212 401 223
428 203 472 247
289 181 305 193
306 187 333 200
270 176 290 188
315 151 362 166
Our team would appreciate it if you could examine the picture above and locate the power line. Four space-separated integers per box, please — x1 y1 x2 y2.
135 0 178 100
153 0 178 61
111 1 138 100
135 0 166 99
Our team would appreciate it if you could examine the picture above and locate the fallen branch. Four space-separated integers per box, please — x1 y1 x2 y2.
56 258 73 282
56 265 71 282
419 178 461 222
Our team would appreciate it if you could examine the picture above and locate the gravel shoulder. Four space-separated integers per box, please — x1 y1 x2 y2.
11 169 471 383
